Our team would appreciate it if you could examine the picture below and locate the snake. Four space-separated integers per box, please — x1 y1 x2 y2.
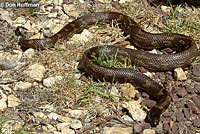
18 12 199 127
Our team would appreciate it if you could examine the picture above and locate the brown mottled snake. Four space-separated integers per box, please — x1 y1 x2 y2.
18 12 199 126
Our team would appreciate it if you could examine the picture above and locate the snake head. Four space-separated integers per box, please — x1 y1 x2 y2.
147 109 160 127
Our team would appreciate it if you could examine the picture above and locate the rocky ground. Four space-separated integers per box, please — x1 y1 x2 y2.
0 0 200 134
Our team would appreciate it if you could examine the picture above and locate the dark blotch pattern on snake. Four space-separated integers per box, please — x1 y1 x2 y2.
19 12 199 127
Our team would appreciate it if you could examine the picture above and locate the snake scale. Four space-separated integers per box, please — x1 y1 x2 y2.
19 12 199 126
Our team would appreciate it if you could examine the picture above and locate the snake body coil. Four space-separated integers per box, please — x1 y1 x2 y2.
19 12 199 126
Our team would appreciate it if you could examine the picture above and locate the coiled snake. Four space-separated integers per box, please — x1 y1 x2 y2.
19 12 199 126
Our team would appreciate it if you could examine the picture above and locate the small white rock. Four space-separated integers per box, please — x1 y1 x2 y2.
6 50 22 61
14 17 26 24
161 5 171 13
56 122 71 131
8 95 20 108
26 63 46 82
48 113 59 120
72 29 92 42
0 9 13 25
43 76 63 87
0 61 19 70
24 48 35 58
122 100 146 121
120 83 135 99
63 4 80 18
142 129 156 134
53 0 63 5
0 89 7 110
61 127 75 134
47 124 56 131
34 112 47 120
70 120 82 129
174 67 187 81
14 81 32 91
68 110 83 119
121 115 134 122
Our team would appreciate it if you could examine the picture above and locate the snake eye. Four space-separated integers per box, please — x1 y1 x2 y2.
151 117 159 127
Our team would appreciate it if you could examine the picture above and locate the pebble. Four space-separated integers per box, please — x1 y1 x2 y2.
0 9 13 25
34 112 47 120
174 67 187 81
142 129 155 134
68 110 83 119
122 100 146 121
183 108 190 118
134 93 141 100
176 111 184 122
14 16 26 25
43 76 63 87
6 50 22 61
172 95 179 102
177 87 187 98
171 123 178 134
61 127 75 134
48 113 58 121
71 29 92 42
133 123 151 134
163 123 170 133
24 48 35 58
53 0 63 5
120 83 135 99
185 85 194 94
7 95 20 107
0 61 19 70
161 5 171 13
14 81 32 90
141 92 149 98
192 96 200 108
56 122 71 131
70 120 82 129
63 4 80 18
190 106 200 115
194 84 200 90
194 84 200 94
121 115 134 123
171 87 178 94
192 64 200 77
25 63 46 82
192 119 200 127
0 89 7 110
163 112 171 118
47 124 56 131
